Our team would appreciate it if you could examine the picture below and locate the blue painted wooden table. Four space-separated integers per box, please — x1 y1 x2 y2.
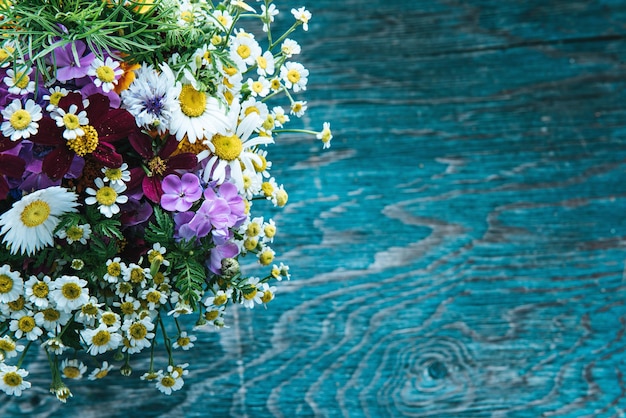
4 0 626 416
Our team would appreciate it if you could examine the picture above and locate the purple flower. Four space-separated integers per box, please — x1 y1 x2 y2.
187 197 231 238
52 41 95 82
174 211 196 240
215 182 246 228
208 242 239 274
160 173 202 212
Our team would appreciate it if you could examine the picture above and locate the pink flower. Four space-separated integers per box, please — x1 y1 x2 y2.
160 173 202 212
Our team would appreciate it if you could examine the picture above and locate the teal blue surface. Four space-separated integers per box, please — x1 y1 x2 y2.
4 0 626 416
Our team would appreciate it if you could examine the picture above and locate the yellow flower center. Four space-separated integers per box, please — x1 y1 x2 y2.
246 223 261 237
0 274 13 293
179 84 206 117
224 66 238 76
20 200 51 227
120 301 135 315
270 78 281 90
261 182 274 197
148 156 167 176
276 189 288 207
146 291 161 304
129 268 145 284
7 298 24 314
259 250 274 266
237 44 251 59
13 72 29 89
252 154 267 172
96 65 116 83
291 103 303 113
181 10 194 22
32 281 49 298
3 372 22 388
118 282 132 294
160 375 176 388
211 134 242 162
49 91 65 106
244 237 258 251
92 330 111 346
213 293 227 306
0 46 14 62
62 113 81 130
66 225 84 241
287 69 301 84
82 304 98 316
0 339 16 351
256 56 267 69
153 272 165 285
9 109 31 130
243 288 257 300
67 125 98 156
95 186 118 206
104 167 123 181
261 290 273 304
129 322 147 340
205 310 219 321
94 369 109 379
18 316 35 332
177 336 191 347
217 16 228 27
107 262 121 277
223 90 234 105
244 106 260 116
264 224 276 238
101 313 117 326
251 81 264 94
61 282 82 300
63 366 81 379
42 307 60 321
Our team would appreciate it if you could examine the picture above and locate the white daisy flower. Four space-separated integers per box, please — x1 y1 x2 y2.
35 307 72 332
272 106 290 127
212 9 233 30
203 288 233 308
0 186 79 256
88 56 123 93
242 169 262 200
121 63 179 134
10 312 43 340
155 369 184 395
81 324 123 356
262 219 277 243
260 282 277 305
291 7 312 31
280 62 309 92
101 163 131 186
203 100 273 191
257 245 275 266
229 33 262 71
247 76 271 98
113 297 141 320
240 97 269 121
121 317 155 354
74 296 103 326
1 98 42 141
51 103 88 140
60 358 88 380
169 83 230 144
281 39 301 57
43 86 70 112
172 331 197 351
50 275 90 313
290 100 307 117
148 243 170 267
255 50 275 76
317 122 333 149
24 274 53 308
43 336 67 355
104 257 126 283
241 277 263 309
3 67 35 95
0 264 23 303
251 148 272 178
140 287 167 310
98 311 121 330
56 223 91 245
260 4 279 32
0 335 25 359
123 263 151 288
85 177 128 218
88 361 114 380
0 364 31 396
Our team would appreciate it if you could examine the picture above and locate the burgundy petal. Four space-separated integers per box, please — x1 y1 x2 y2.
92 142 122 168
42 146 74 180
166 153 198 172
0 137 19 152
0 176 8 200
85 94 110 125
30 117 64 146
159 135 180 159
58 92 84 111
0 154 25 178
128 131 154 160
142 175 163 203
96 109 136 142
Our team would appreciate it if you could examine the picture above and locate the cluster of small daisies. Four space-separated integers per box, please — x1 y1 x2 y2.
0 0 328 401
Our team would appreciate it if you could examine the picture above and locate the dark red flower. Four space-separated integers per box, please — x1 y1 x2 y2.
0 142 25 199
30 93 136 180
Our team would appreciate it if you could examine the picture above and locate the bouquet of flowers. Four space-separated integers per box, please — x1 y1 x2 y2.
0 0 331 401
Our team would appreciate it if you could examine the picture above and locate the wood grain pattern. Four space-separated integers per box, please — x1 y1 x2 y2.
3 0 626 416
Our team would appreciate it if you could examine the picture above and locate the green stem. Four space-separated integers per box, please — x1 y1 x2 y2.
15 341 32 369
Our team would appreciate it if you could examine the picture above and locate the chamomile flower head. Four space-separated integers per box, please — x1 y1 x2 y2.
260 4 279 32
10 312 43 340
0 264 23 303
280 62 309 92
75 296 103 326
104 257 126 283
169 83 230 144
317 122 333 149
255 50 275 76
203 99 273 191
0 364 31 396
204 288 233 308
85 177 128 218
44 86 70 112
121 63 179 134
81 323 123 355
241 277 263 309
260 282 276 305
281 39 301 57
1 98 42 141
101 163 131 186
35 306 72 332
230 32 262 71
60 358 88 380
51 104 88 140
88 361 114 381
4 66 35 95
0 336 25 359
24 274 53 308
291 7 312 31
242 169 262 200
290 100 307 117
247 76 271 98
212 9 233 30
0 186 79 256
271 106 290 127
50 275 90 313
123 263 151 288
43 336 67 355
56 223 92 245
88 56 123 93
122 317 155 354
262 218 277 243
99 310 121 330
172 331 197 350
140 287 167 310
